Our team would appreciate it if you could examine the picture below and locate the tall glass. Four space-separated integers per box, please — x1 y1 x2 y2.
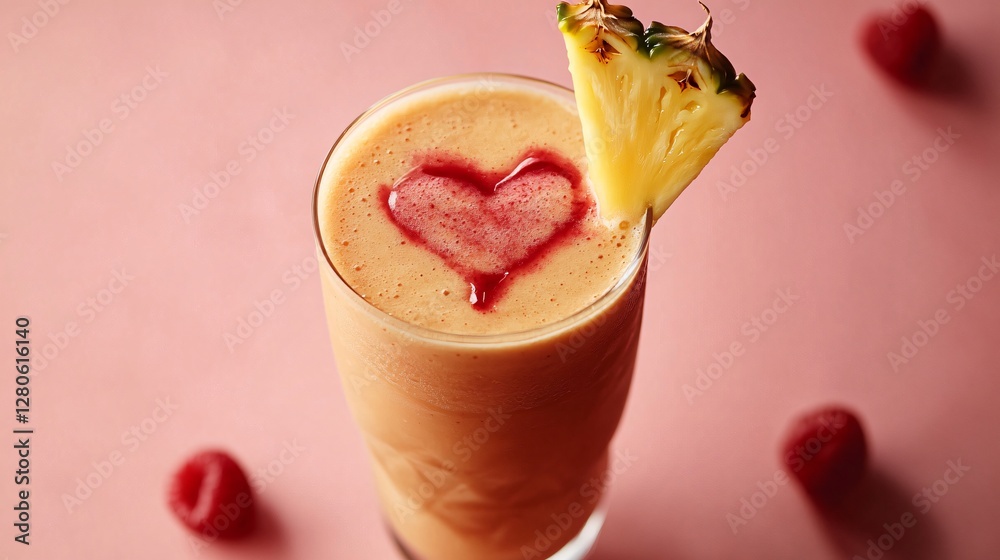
313 74 650 560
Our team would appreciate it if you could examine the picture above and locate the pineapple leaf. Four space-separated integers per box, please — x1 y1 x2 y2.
646 3 755 116
557 0 645 62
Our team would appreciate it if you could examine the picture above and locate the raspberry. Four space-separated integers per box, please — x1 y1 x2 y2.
780 406 868 506
168 450 256 539
862 5 942 85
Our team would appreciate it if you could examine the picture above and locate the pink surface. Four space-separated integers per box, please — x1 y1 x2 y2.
2 0 999 558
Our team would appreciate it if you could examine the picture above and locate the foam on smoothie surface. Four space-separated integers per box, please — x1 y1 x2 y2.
317 82 642 335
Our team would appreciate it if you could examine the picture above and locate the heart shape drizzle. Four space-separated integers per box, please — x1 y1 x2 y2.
383 151 588 309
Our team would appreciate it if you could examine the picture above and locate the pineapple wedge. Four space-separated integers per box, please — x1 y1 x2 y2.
557 0 755 224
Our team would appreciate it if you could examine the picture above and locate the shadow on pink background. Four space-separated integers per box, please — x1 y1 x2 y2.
2 0 999 558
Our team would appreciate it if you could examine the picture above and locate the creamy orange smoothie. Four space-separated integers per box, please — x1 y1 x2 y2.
314 75 649 560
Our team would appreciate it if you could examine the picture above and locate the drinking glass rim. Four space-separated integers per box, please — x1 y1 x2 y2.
311 72 652 346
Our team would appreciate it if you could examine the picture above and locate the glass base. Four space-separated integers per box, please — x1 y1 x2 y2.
389 501 608 560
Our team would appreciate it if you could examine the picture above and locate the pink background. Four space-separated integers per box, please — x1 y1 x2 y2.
3 0 999 558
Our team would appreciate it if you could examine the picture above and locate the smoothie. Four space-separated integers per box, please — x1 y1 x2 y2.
315 75 649 560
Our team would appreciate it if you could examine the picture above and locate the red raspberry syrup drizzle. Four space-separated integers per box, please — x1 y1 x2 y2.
380 150 590 310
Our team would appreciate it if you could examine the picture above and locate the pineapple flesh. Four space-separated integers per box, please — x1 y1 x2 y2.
557 0 756 225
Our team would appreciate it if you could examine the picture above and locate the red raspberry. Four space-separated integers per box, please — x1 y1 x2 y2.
781 406 868 506
168 450 256 539
862 5 942 85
